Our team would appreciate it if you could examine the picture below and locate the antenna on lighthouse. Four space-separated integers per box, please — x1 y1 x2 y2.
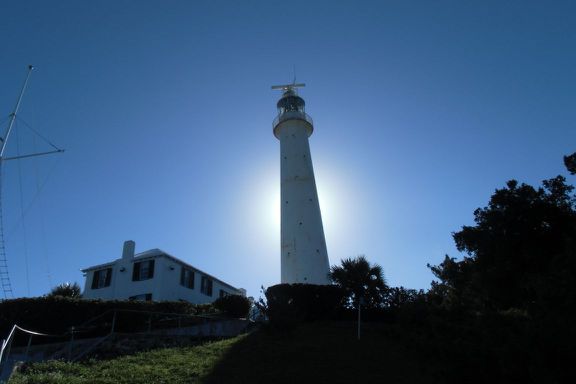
271 82 306 92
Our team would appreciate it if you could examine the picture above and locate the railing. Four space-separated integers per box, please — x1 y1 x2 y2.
0 308 248 377
1 325 55 367
272 111 313 129
0 325 66 383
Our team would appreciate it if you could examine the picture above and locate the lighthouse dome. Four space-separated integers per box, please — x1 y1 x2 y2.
277 91 305 114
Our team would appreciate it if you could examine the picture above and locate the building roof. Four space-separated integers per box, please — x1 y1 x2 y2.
81 248 242 292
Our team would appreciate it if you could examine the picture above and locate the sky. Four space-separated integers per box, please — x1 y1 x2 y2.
0 0 575 300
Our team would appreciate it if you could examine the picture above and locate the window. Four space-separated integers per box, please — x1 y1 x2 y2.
219 289 230 298
132 260 155 281
91 268 112 289
129 293 152 301
200 276 213 296
180 267 195 289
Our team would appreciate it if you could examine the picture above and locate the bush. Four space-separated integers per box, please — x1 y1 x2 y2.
47 282 82 298
0 296 215 337
264 284 346 329
213 295 251 318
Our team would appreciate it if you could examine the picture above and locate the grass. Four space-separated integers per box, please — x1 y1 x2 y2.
203 322 423 384
9 322 427 383
9 337 239 384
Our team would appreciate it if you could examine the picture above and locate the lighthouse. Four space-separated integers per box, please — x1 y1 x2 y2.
271 83 330 285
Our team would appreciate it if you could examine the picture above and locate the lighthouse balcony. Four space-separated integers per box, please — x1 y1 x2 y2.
273 110 313 130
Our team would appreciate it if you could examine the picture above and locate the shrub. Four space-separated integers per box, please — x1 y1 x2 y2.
213 295 251 318
0 297 215 338
47 282 82 298
264 284 346 329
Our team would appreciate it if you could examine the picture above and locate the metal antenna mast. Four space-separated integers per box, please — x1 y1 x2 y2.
0 65 34 158
271 82 306 93
0 65 64 299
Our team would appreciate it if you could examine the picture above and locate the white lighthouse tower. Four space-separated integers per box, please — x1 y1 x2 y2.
272 83 330 285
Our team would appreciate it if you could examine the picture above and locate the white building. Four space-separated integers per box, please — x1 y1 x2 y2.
81 241 245 303
272 83 331 285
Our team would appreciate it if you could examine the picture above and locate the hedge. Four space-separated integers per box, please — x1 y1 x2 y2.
264 284 346 328
213 295 251 318
0 296 215 338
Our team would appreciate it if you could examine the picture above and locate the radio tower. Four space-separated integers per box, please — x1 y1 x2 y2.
0 66 64 298
271 82 330 285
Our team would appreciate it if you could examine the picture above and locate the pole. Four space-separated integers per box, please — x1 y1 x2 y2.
357 297 364 340
1 335 14 370
68 327 74 360
111 310 117 334
24 334 33 360
0 65 34 158
357 303 361 340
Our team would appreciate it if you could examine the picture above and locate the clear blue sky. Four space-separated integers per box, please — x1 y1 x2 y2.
0 0 574 299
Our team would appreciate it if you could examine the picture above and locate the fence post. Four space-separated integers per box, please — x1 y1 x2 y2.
68 327 74 360
24 334 33 360
1 335 14 372
111 310 117 334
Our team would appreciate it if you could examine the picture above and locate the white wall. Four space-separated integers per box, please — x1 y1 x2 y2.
82 254 243 304
277 118 331 285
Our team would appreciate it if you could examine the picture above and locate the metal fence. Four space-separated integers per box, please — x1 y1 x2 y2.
0 309 249 383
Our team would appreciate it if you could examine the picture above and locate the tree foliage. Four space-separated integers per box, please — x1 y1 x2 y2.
383 286 425 310
213 294 251 318
329 255 388 308
429 176 576 316
0 296 216 336
564 152 576 175
47 282 82 298
261 284 346 330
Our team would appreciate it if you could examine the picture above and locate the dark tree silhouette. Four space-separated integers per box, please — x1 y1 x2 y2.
429 176 576 316
329 255 388 308
47 282 82 298
383 286 425 310
565 152 576 175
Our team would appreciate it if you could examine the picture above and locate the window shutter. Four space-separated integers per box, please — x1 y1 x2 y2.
91 271 99 289
133 262 140 281
180 267 185 286
104 268 112 286
149 260 155 278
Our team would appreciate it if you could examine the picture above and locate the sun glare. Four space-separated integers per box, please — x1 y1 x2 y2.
236 157 365 264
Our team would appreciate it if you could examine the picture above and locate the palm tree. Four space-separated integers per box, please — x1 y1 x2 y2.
329 255 387 308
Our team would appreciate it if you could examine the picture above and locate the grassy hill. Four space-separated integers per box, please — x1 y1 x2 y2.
9 322 427 384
